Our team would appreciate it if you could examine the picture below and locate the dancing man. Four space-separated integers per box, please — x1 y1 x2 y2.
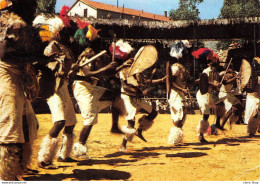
243 58 260 137
118 45 166 151
35 15 78 168
167 40 191 145
218 63 243 130
194 49 222 143
71 39 132 158
0 0 39 180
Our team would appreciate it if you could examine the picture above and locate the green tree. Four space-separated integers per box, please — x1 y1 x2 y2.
169 0 203 21
220 0 260 18
217 0 260 50
36 0 56 14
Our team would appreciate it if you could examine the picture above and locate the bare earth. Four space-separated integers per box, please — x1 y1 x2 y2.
23 114 260 181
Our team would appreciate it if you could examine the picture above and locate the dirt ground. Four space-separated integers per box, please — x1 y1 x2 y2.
22 113 260 181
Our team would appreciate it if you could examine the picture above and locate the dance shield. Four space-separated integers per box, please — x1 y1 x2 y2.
127 45 158 77
199 73 209 95
37 66 56 99
240 59 252 90
166 61 172 99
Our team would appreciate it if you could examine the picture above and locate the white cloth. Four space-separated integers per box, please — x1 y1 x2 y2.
47 79 77 126
196 66 221 115
0 61 38 143
118 67 153 120
196 90 215 115
219 84 241 112
73 81 111 125
168 89 186 122
168 64 188 122
121 93 153 121
244 92 260 125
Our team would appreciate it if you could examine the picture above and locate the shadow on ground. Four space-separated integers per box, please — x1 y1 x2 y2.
23 169 131 181
135 146 185 152
193 147 211 150
77 158 138 166
166 152 207 158
215 137 256 145
185 136 256 147
104 151 160 159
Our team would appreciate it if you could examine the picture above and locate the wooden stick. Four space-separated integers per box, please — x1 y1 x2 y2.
79 50 107 68
112 34 116 63
220 58 233 85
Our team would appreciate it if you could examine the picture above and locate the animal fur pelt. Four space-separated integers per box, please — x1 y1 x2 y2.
0 144 23 181
38 135 58 164
57 134 74 160
73 142 87 158
247 117 259 135
121 125 136 142
137 115 154 131
0 11 28 52
196 119 209 134
168 126 184 145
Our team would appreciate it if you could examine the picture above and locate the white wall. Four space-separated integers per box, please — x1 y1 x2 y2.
69 1 97 18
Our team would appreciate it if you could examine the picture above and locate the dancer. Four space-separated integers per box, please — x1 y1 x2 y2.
195 50 222 143
0 0 38 180
218 63 242 130
72 39 133 158
167 40 191 145
34 15 78 168
243 58 260 137
119 45 166 151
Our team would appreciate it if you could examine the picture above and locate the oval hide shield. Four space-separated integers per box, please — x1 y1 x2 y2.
127 45 158 77
199 73 209 95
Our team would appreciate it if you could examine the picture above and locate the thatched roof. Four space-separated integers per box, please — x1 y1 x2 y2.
73 17 260 40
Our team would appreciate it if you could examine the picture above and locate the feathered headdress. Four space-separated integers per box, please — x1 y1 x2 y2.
59 6 71 27
47 17 64 34
77 18 90 30
0 0 12 10
32 15 47 27
109 39 134 60
192 48 219 64
253 57 260 65
169 40 189 59
74 28 87 47
73 18 90 46
86 25 99 41
75 18 99 42
33 15 64 42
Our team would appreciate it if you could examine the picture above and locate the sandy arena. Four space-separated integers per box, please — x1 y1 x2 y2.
22 113 260 181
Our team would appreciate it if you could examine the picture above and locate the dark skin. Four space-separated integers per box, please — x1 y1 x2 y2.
115 59 133 73
171 80 189 95
138 75 166 96
75 59 133 144
69 59 132 79
221 69 238 85
80 61 117 77
150 76 167 85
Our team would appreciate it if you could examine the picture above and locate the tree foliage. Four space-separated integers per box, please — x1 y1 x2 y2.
169 0 203 21
220 0 260 18
36 0 56 14
217 0 260 50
